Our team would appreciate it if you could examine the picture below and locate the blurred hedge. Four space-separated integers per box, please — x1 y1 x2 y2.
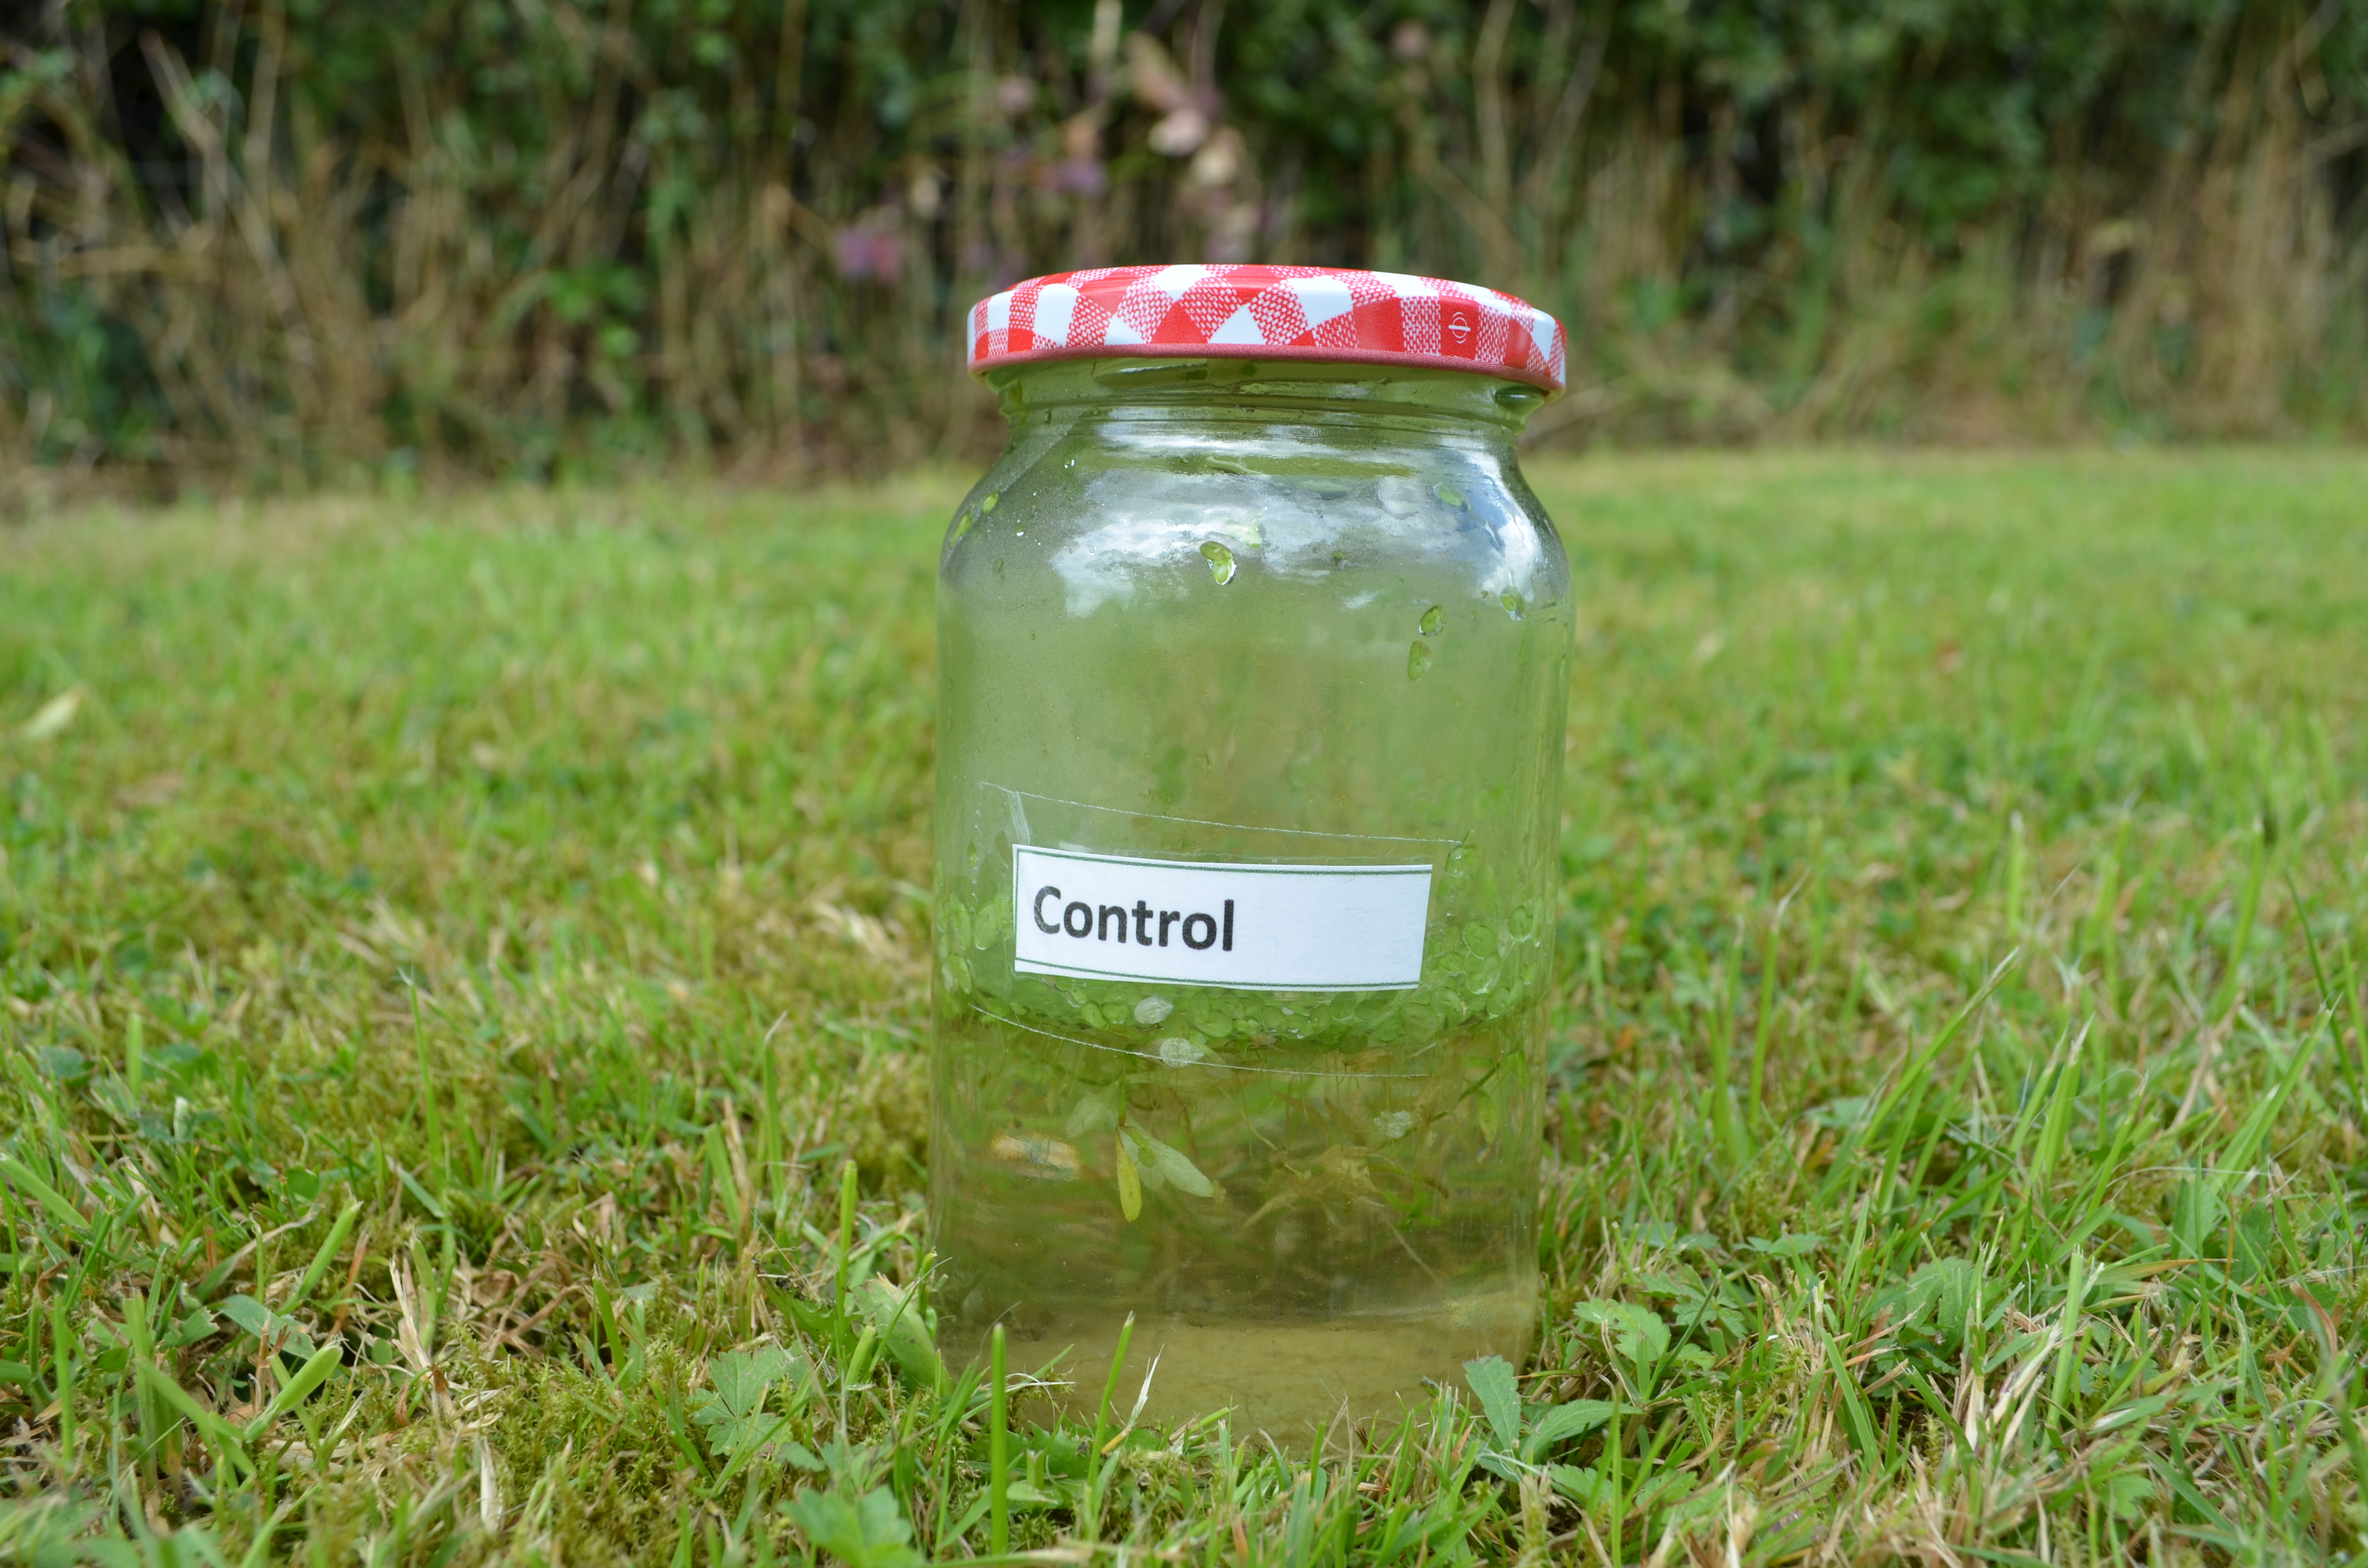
3 0 2366 481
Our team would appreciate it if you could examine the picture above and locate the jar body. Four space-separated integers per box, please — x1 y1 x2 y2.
931 359 1570 1430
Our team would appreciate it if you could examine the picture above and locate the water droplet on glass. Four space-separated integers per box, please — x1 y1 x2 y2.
1500 590 1525 620
1433 483 1465 508
950 509 974 543
1406 639 1433 680
1134 995 1173 1026
1201 541 1236 584
1376 477 1424 517
1419 604 1443 636
981 492 999 512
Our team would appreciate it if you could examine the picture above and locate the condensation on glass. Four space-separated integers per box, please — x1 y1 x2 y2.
930 270 1572 1431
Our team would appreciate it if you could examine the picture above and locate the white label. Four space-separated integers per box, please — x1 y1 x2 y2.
1011 845 1432 992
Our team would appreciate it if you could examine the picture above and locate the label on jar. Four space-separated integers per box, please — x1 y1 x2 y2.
1011 845 1431 991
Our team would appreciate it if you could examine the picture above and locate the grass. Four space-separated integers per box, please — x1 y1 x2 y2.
1 448 2365 1565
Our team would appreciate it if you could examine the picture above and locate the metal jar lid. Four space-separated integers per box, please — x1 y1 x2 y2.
967 264 1566 394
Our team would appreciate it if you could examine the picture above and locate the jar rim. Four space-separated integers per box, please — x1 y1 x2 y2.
967 265 1566 395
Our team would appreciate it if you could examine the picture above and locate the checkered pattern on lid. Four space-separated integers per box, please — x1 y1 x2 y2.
967 265 1566 393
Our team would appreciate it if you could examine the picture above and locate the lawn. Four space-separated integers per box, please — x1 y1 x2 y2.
2 449 2365 1565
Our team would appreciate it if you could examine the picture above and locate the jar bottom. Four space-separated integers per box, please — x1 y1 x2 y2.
931 1002 1542 1432
951 1284 1536 1435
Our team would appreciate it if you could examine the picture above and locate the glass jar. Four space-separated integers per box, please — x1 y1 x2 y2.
930 267 1570 1431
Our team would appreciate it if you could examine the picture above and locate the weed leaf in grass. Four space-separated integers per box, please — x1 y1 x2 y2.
1640 1264 1751 1342
1573 1299 1669 1377
218 1294 317 1359
1462 1354 1521 1451
1547 1463 1609 1508
157 1305 217 1350
1880 1257 1982 1350
1003 1477 1068 1510
2169 1176 2225 1260
1464 1356 1617 1479
33 1046 88 1085
784 1485 923 1568
690 1347 804 1459
1526 1398 1615 1456
1741 1231 1824 1260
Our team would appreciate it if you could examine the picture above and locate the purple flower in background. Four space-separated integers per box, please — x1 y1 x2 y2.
833 218 905 284
1051 156 1108 198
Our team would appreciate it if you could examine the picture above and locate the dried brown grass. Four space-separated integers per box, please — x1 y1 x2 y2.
1 2 2363 488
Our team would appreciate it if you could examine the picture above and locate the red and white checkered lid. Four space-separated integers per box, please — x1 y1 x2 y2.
967 265 1566 394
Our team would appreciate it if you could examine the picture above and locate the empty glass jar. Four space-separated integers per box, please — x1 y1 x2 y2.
930 266 1571 1430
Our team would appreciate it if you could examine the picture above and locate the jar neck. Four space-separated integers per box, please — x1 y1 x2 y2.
985 357 1545 447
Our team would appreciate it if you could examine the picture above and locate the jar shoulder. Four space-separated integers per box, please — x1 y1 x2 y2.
940 420 1571 617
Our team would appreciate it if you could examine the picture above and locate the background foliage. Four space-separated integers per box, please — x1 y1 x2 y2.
4 0 2368 483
